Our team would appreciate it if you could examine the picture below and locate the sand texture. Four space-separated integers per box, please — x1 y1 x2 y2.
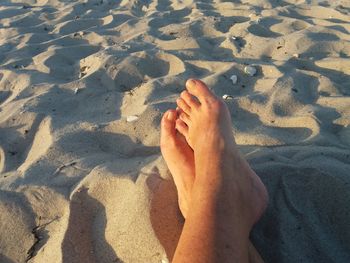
1 0 350 262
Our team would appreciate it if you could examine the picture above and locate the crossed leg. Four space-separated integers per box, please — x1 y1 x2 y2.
160 79 268 262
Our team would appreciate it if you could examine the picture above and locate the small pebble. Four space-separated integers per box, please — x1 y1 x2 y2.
91 125 99 130
244 65 257 76
231 36 237 40
91 123 107 130
293 53 299 58
222 94 233 100
79 72 87 78
126 115 139 122
73 32 82 38
230 75 238 84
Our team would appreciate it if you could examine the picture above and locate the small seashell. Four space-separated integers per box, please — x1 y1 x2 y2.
231 36 237 40
73 32 82 38
121 44 130 50
19 105 26 114
91 124 100 130
293 53 299 58
230 75 238 84
141 5 148 12
126 115 139 122
74 88 80 94
222 94 233 100
244 65 257 76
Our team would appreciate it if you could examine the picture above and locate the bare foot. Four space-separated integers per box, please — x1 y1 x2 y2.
162 98 265 263
160 109 195 218
176 79 268 227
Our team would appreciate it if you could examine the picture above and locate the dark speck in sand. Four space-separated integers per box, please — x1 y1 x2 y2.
8 151 17 156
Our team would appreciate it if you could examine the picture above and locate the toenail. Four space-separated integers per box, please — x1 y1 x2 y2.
186 79 196 89
167 111 175 120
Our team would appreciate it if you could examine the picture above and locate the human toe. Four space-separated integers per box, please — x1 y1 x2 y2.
176 97 191 115
185 79 217 102
161 109 177 138
180 90 200 109
179 112 191 126
175 119 189 137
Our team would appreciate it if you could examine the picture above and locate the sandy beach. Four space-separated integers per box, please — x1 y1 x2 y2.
0 0 350 262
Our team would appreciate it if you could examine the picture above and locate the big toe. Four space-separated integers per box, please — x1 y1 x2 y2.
161 109 177 143
186 79 217 102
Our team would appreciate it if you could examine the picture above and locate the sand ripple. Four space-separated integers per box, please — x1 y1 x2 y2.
0 0 349 262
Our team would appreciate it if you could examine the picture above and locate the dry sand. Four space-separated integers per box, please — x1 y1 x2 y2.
0 0 350 262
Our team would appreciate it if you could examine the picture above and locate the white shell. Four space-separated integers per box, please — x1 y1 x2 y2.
20 105 27 114
293 53 299 58
231 36 237 40
74 88 80 94
244 65 257 76
222 94 233 100
126 115 139 122
230 75 238 84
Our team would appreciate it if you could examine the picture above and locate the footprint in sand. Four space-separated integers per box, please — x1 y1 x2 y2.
33 45 100 81
99 51 185 92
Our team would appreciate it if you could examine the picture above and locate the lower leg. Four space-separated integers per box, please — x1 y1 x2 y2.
171 79 268 263
173 151 260 263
